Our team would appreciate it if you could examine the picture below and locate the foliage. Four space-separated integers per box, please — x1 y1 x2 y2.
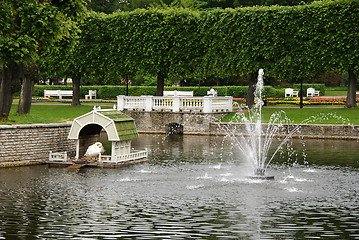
87 0 122 13
32 85 285 98
292 84 326 96
39 0 359 97
0 0 87 65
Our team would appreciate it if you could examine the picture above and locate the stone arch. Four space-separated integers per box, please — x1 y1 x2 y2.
167 122 183 135
68 111 119 141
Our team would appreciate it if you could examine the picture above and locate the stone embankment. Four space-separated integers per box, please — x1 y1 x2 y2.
0 123 75 167
1 122 359 167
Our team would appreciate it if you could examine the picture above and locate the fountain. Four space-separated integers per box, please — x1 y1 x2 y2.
222 69 354 180
245 69 275 180
224 69 285 180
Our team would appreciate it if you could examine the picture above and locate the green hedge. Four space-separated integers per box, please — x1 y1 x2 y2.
292 84 325 96
41 1 359 87
33 85 285 98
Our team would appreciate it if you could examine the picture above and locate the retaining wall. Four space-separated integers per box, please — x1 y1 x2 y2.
1 121 359 168
123 111 228 134
209 123 359 139
0 123 76 167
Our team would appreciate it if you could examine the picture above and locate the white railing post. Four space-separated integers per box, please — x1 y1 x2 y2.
144 96 153 111
117 95 125 111
173 97 180 112
203 96 213 113
75 139 80 160
226 96 233 111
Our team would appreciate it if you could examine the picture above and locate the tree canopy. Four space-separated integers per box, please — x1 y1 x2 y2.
40 0 359 105
0 0 88 119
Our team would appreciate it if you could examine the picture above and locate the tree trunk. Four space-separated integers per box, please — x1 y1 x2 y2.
17 77 34 114
246 72 257 108
0 61 23 121
72 77 81 106
345 70 357 108
155 72 166 96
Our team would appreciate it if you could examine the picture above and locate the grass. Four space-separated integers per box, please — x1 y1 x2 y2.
3 102 359 125
324 90 347 96
221 107 359 125
2 105 97 125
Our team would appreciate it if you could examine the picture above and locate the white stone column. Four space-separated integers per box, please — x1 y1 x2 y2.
117 95 125 111
172 97 180 112
226 96 233 111
75 139 80 159
203 96 213 113
143 96 153 111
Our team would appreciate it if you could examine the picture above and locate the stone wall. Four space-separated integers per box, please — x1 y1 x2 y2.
1 116 359 168
209 123 359 139
123 111 227 134
0 123 76 167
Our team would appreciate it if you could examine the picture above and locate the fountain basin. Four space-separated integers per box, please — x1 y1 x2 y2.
246 168 275 180
247 175 275 180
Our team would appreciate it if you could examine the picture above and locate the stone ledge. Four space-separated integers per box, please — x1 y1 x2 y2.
0 122 72 129
0 160 45 168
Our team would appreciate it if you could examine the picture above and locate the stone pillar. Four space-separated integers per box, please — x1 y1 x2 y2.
75 139 80 159
143 96 153 112
226 96 233 111
117 95 125 111
172 97 180 112
203 96 213 113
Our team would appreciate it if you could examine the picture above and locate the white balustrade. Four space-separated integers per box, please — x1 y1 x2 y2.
101 150 148 163
49 151 67 162
117 95 233 113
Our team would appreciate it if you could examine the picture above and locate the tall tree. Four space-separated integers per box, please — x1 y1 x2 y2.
0 0 87 120
17 63 39 114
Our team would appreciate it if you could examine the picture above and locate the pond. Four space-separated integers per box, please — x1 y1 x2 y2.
0 134 359 239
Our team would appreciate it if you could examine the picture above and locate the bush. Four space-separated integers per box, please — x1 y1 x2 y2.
292 84 325 96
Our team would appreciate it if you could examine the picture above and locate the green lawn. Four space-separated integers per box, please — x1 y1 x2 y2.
324 90 347 96
2 104 359 125
2 105 98 125
222 107 359 125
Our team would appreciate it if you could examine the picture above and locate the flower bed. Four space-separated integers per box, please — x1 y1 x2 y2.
266 97 356 106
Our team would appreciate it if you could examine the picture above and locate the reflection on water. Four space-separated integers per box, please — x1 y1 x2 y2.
0 134 359 239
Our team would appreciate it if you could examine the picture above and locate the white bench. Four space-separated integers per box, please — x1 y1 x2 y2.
85 90 97 100
307 88 320 97
285 88 299 97
44 90 73 99
163 90 193 97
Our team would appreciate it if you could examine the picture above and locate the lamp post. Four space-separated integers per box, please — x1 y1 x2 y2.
198 75 201 96
300 78 303 108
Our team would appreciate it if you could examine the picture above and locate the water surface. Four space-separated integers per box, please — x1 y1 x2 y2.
1 135 358 239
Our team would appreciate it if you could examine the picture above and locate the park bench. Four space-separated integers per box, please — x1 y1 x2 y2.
85 90 97 100
163 90 193 97
307 88 320 97
44 90 73 99
285 88 299 98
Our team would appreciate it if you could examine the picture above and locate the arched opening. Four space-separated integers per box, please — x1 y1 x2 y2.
167 122 183 135
78 124 105 158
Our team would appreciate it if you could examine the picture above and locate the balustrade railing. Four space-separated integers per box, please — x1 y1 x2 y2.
117 95 233 113
100 150 148 163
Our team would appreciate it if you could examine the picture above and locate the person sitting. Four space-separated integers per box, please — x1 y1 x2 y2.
207 87 217 97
